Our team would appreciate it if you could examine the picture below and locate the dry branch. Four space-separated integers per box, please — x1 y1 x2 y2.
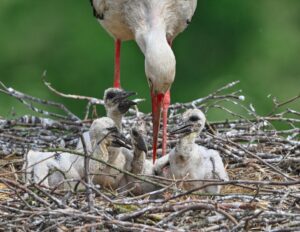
0 80 299 231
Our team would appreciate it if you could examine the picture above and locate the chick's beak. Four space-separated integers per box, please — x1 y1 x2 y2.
117 91 138 114
113 90 136 103
135 136 148 154
108 128 132 149
169 122 200 137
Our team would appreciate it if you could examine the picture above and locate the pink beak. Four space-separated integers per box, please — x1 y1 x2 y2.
151 91 164 163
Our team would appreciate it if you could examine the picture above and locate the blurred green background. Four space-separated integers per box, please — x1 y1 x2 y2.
0 0 299 120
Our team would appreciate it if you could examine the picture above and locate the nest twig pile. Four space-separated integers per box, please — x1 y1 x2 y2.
0 80 299 231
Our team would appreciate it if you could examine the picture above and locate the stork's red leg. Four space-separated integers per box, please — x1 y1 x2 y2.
162 90 170 156
114 39 121 88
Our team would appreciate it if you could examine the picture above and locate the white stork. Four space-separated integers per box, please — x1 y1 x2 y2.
90 0 198 162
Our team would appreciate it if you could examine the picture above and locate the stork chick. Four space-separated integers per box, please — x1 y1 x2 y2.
90 121 132 189
120 128 157 195
103 87 137 131
158 109 228 193
24 117 129 189
77 88 136 153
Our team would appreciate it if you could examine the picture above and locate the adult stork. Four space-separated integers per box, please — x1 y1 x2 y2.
90 0 197 162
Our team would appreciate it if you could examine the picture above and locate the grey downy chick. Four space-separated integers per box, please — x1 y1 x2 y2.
77 87 136 153
24 117 129 190
119 128 157 195
155 109 228 194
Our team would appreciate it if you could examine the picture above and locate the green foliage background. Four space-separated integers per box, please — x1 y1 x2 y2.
0 0 299 120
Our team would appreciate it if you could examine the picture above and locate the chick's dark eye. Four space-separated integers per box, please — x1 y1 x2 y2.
107 127 118 133
189 115 200 122
106 92 116 99
132 130 138 137
186 19 191 25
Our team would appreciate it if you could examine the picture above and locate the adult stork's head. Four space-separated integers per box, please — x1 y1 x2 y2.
136 27 176 162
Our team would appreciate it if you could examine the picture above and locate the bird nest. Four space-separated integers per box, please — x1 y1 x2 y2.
0 80 300 231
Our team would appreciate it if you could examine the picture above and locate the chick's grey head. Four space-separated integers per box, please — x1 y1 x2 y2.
89 117 116 144
171 109 206 138
182 109 206 131
104 88 137 115
130 128 148 154
89 117 130 149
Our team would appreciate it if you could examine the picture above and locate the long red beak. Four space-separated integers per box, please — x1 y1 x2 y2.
151 91 164 163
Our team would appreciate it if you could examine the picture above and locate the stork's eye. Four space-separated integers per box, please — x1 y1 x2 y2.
132 129 139 137
148 78 153 89
189 115 200 122
186 19 191 25
106 92 116 99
